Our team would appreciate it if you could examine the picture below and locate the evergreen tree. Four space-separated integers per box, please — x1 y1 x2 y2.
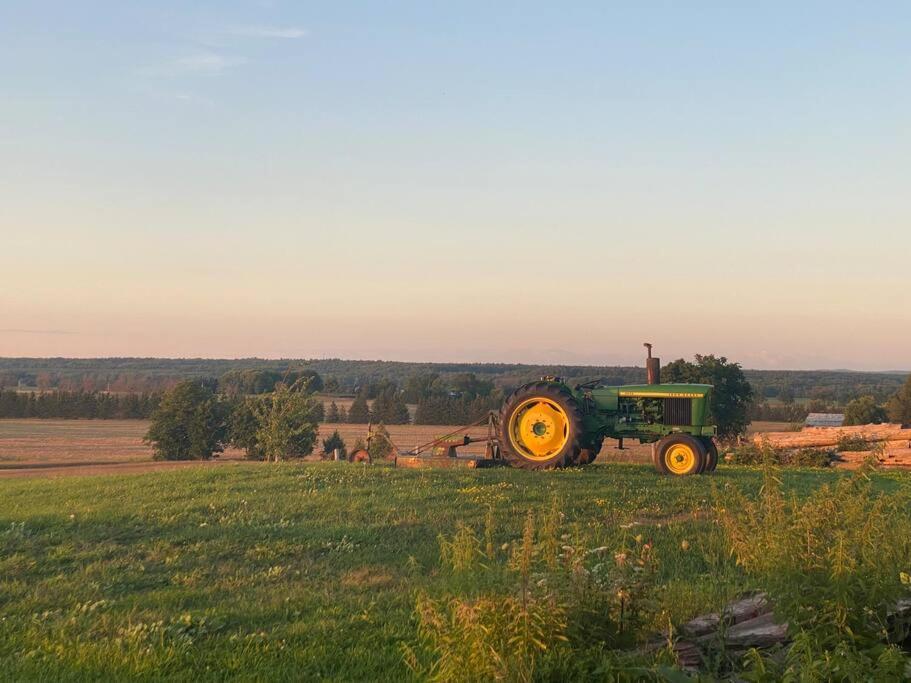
347 391 370 423
326 401 340 422
337 405 348 422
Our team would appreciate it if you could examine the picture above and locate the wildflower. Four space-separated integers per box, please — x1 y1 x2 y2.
680 539 690 551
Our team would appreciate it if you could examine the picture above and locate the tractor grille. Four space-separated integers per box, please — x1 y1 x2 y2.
663 398 692 426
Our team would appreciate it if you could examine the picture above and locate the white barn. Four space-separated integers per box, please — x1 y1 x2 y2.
805 413 845 427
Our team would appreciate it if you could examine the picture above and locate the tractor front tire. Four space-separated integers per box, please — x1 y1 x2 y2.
499 382 583 470
654 435 706 476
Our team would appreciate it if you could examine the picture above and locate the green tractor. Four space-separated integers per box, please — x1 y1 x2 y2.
498 345 717 475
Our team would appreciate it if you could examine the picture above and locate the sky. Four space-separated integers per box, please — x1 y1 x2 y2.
1 2 909 370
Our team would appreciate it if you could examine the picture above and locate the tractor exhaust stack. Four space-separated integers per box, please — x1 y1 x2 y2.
644 342 660 385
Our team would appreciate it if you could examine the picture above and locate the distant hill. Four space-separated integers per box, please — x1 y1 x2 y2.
0 357 906 403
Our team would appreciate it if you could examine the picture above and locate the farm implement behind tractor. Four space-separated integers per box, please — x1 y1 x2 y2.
396 344 718 476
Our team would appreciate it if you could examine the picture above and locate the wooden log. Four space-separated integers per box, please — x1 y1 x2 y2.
754 424 911 449
835 448 911 469
715 612 789 650
680 593 769 637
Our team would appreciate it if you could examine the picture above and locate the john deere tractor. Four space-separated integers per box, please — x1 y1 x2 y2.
498 345 717 475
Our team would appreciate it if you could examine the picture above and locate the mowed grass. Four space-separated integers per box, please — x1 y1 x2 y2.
1 462 908 680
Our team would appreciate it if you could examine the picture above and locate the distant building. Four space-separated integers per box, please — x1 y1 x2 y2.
805 413 845 427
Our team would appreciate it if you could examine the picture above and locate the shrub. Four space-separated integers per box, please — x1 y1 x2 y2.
321 430 347 460
368 422 396 460
726 441 834 467
836 434 872 452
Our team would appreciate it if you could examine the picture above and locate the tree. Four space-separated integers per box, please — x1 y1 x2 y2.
403 372 439 403
843 395 887 426
323 376 340 393
250 382 321 461
778 386 795 405
321 430 347 459
663 355 754 439
886 375 911 425
144 381 228 460
337 405 348 422
326 401 340 422
229 398 264 459
347 391 370 423
370 388 410 424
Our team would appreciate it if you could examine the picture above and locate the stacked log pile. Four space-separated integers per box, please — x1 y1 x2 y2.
752 424 911 469
651 594 911 672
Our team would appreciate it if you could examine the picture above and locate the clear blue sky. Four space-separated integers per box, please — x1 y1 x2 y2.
2 2 909 369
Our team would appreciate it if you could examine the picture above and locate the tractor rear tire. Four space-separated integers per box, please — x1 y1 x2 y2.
499 382 584 470
700 438 719 472
654 435 706 476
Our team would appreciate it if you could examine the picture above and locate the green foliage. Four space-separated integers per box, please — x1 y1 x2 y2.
144 381 228 460
728 442 835 467
843 395 888 426
321 430 347 459
227 398 263 460
886 374 911 425
412 502 666 681
836 434 872 452
347 391 370 424
249 383 320 461
718 463 911 678
218 368 323 397
325 401 340 422
663 355 753 439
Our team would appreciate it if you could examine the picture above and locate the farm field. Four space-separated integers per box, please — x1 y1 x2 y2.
1 462 909 680
0 419 655 477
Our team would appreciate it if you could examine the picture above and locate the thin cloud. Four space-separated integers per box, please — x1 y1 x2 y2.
138 51 247 77
0 329 71 335
228 25 308 39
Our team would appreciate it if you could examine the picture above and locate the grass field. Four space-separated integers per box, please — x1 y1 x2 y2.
1 461 909 680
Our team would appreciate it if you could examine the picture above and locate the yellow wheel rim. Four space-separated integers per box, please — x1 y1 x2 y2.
507 397 570 460
665 443 696 474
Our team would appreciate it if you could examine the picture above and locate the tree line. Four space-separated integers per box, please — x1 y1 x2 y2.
4 357 907 406
0 390 161 419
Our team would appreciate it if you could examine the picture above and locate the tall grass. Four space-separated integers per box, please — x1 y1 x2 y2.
717 461 911 678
